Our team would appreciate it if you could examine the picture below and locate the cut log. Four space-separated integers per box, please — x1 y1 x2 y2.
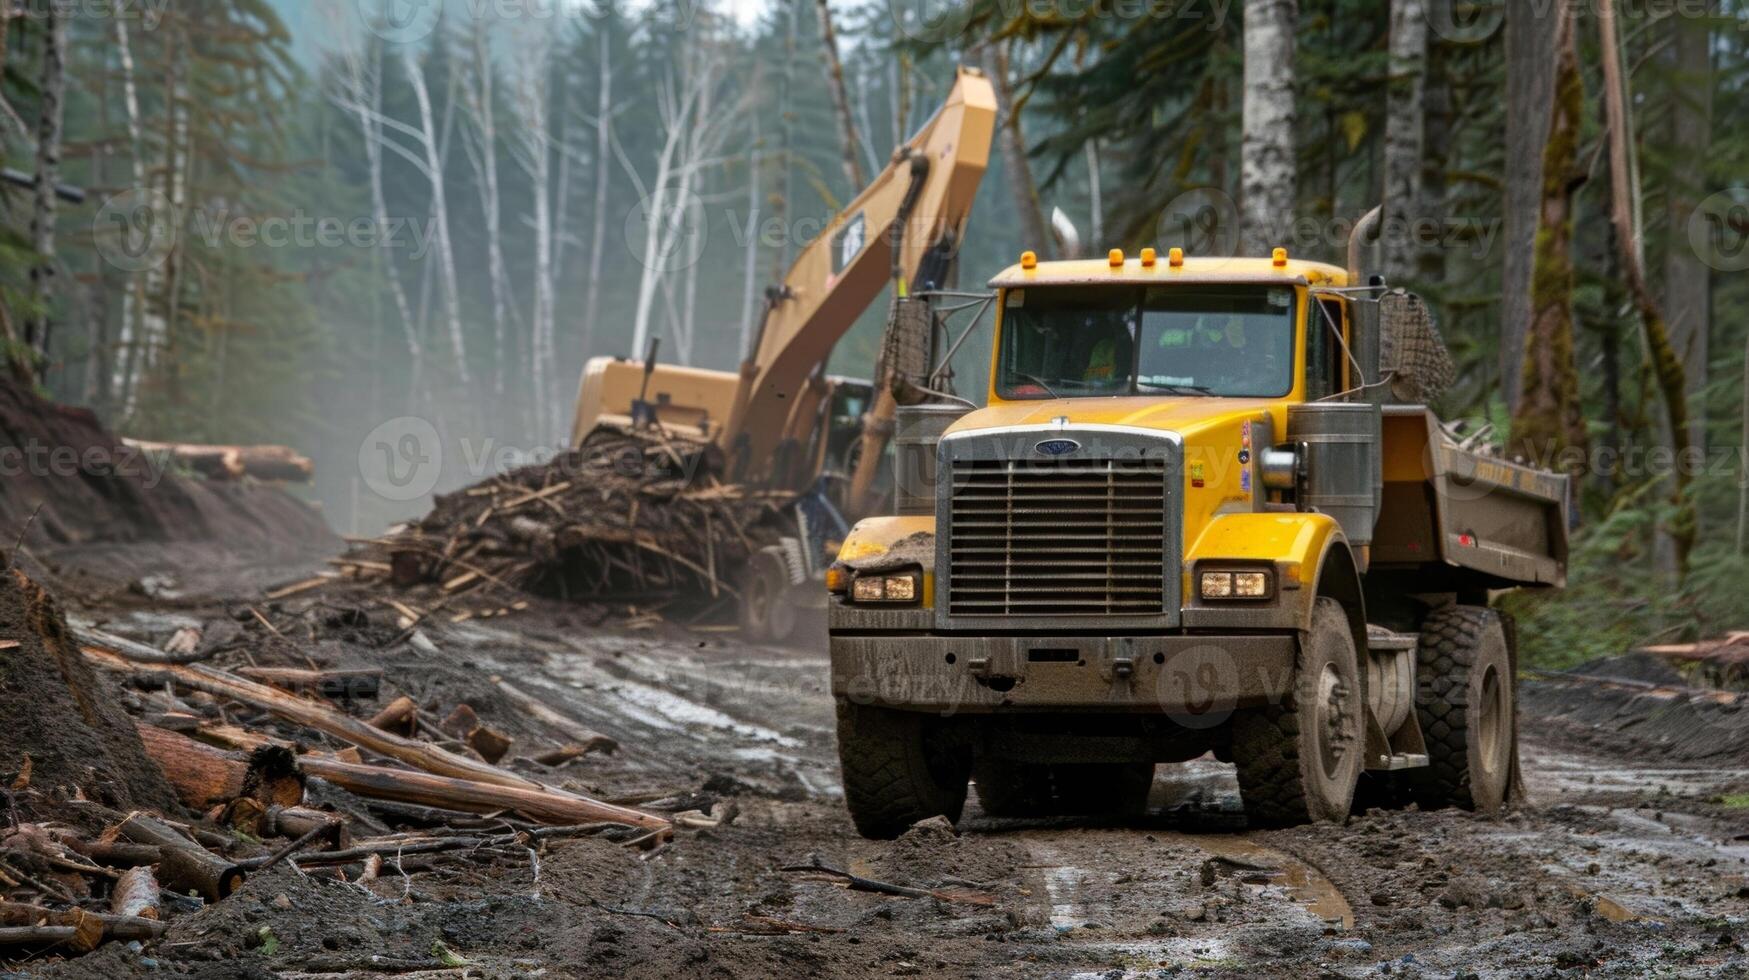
237 666 382 701
134 722 249 807
85 647 540 792
0 925 83 948
110 866 160 920
368 695 419 735
70 625 211 665
114 812 245 902
68 840 161 869
439 704 512 764
138 724 667 833
0 902 167 943
123 439 314 483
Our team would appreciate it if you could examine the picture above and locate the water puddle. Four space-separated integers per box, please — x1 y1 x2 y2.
1177 834 1353 930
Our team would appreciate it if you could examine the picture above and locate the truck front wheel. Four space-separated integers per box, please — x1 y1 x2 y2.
1232 597 1364 827
837 702 969 838
1408 605 1514 814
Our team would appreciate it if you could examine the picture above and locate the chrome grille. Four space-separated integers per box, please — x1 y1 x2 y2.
947 458 1169 616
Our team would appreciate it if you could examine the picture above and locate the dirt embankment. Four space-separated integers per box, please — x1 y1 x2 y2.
0 381 337 590
0 566 178 816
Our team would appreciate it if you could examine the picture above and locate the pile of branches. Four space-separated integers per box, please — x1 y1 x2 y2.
328 428 791 617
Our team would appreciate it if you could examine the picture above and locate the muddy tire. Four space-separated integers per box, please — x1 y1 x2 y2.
738 547 797 645
1232 597 1364 827
972 760 1154 819
837 701 969 839
1408 605 1514 814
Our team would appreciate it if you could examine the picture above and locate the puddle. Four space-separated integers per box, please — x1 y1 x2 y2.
1182 834 1353 930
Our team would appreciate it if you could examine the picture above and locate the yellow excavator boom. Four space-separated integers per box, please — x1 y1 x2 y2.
569 67 996 495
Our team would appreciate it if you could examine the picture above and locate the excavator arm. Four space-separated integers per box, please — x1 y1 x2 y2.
569 67 995 498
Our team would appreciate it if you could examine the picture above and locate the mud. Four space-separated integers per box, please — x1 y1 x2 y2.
12 559 1744 980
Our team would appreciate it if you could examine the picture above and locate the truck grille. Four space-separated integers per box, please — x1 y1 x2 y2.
946 458 1169 616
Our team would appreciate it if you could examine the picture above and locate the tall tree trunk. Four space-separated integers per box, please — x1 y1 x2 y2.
1663 6 1713 454
1416 0 1451 287
1240 0 1296 256
1509 6 1587 476
112 0 155 416
774 0 798 280
1597 0 1694 575
402 49 472 391
1501 0 1557 412
739 114 762 359
813 0 866 190
581 27 613 366
984 41 1052 258
1382 0 1426 285
465 20 512 410
26 1 67 369
1085 139 1104 248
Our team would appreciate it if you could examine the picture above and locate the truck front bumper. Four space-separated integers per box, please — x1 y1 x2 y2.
830 633 1297 717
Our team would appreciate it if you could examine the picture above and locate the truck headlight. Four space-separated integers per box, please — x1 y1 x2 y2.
1200 569 1274 601
851 571 920 604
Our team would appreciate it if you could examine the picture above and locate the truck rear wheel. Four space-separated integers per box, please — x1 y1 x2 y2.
1408 605 1514 814
837 702 969 839
1232 597 1363 827
972 760 1154 819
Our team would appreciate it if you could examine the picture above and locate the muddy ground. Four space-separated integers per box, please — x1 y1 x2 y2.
6 540 1744 980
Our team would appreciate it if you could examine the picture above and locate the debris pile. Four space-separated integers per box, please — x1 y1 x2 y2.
1641 632 1749 691
318 429 790 622
0 566 711 970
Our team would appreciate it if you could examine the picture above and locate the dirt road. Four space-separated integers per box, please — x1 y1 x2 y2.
36 588 1749 979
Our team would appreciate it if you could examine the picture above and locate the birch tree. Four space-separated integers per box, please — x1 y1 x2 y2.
1240 0 1296 256
402 47 472 391
984 41 1052 258
505 23 559 442
579 21 616 365
326 2 423 406
461 15 516 406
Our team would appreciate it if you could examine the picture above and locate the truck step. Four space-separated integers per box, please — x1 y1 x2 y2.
1369 751 1429 771
1366 624 1418 652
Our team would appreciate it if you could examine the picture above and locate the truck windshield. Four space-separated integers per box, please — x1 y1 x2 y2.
996 284 1297 400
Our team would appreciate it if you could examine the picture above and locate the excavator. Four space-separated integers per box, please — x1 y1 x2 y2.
567 66 997 640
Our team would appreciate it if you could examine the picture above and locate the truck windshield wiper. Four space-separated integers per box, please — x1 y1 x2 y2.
1136 381 1214 395
1013 372 1061 398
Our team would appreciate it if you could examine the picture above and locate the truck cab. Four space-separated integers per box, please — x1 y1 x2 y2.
827 244 1568 837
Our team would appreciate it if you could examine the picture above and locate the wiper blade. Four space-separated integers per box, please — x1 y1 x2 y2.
1136 381 1214 395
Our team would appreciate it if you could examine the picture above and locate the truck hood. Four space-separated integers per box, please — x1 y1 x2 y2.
947 396 1282 442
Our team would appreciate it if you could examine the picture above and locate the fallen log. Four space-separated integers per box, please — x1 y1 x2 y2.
67 840 161 869
123 439 314 483
110 866 160 920
236 666 382 701
137 725 668 833
70 625 212 665
0 925 84 948
114 813 245 902
85 646 543 792
0 902 167 943
134 724 303 809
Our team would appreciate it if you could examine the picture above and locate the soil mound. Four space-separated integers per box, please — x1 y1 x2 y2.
0 380 336 558
0 566 178 814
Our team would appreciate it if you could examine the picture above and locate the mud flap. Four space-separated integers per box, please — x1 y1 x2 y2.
1500 608 1528 807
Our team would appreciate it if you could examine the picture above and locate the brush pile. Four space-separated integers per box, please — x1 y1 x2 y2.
319 428 793 621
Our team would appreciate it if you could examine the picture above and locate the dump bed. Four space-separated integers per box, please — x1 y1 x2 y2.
1372 406 1568 589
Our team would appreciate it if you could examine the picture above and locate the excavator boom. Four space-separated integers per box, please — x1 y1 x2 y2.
569 67 996 495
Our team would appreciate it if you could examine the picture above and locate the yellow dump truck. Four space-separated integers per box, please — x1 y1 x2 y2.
826 216 1569 837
